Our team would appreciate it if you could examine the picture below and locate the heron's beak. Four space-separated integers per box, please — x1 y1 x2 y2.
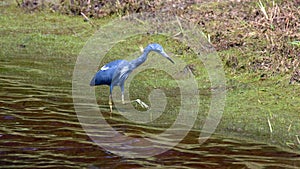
161 52 175 64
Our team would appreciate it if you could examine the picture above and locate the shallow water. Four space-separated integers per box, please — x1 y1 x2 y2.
0 75 299 169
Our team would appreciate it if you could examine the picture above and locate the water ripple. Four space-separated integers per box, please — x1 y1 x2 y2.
0 76 299 168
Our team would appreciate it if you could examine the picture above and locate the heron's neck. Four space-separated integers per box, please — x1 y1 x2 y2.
130 50 150 69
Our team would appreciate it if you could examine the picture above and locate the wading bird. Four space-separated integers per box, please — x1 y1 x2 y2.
90 43 175 113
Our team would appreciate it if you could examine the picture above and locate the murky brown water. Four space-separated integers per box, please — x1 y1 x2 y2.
1 75 299 169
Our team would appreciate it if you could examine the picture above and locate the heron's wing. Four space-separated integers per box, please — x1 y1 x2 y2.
100 60 123 70
111 60 132 86
90 60 124 86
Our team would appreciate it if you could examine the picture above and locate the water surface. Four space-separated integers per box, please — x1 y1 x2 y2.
0 76 299 168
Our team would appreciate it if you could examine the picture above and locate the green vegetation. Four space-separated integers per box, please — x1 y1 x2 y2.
1 0 299 152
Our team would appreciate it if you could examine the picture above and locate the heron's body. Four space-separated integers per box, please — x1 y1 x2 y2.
90 59 130 87
90 43 174 112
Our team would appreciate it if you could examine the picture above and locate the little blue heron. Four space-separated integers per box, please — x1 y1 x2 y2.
90 43 175 112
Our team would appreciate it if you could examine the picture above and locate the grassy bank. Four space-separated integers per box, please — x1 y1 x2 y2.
1 0 299 152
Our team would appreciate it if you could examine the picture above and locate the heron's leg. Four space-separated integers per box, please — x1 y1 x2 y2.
109 94 113 113
120 84 149 109
121 93 125 104
120 84 125 104
109 86 113 114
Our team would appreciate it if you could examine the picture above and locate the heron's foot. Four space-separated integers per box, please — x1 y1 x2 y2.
134 99 149 109
109 103 113 113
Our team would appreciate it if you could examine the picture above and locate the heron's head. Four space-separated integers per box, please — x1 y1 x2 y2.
145 43 175 64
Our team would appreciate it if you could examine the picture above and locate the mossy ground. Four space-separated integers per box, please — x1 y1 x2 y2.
1 1 299 152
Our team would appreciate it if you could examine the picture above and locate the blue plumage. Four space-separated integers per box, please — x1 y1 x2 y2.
90 60 124 86
90 43 174 112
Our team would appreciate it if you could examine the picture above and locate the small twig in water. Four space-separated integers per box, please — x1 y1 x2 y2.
81 12 89 21
134 99 149 109
267 117 273 133
296 135 300 145
80 12 95 27
287 123 292 132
